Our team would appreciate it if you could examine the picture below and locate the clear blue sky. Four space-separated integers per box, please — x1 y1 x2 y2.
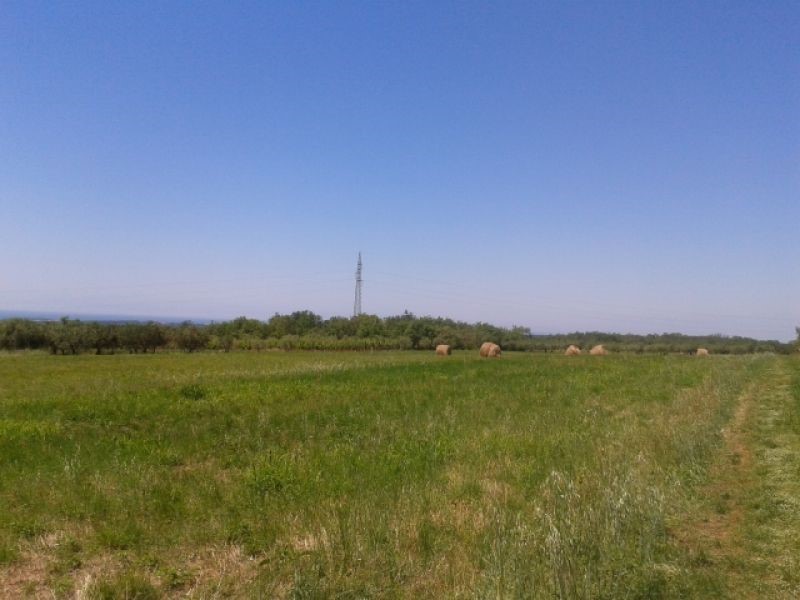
1 1 798 340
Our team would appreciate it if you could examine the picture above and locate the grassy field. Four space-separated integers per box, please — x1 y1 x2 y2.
0 351 797 598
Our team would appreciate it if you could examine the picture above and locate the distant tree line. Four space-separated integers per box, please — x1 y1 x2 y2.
0 312 794 355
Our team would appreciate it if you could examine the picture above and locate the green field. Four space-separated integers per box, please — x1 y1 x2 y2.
1 351 798 598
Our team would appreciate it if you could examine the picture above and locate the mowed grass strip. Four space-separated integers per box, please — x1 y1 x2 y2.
0 351 773 597
733 357 800 598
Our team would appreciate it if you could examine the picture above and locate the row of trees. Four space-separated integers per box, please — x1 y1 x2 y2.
0 318 207 355
0 312 794 355
205 311 531 351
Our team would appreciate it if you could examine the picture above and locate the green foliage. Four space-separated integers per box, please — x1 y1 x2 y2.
0 314 793 355
0 318 47 350
267 310 322 337
173 322 209 352
47 317 88 354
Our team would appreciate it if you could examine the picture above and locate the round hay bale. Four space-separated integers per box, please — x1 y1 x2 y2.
435 344 451 356
480 342 501 357
589 344 608 356
565 345 582 356
696 348 709 356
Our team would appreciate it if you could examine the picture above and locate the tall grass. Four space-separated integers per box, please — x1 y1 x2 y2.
0 352 770 597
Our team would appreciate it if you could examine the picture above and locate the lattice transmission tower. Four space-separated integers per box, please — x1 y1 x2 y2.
353 252 363 317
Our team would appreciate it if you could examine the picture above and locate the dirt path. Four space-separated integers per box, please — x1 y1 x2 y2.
743 360 800 598
680 379 757 595
677 358 800 598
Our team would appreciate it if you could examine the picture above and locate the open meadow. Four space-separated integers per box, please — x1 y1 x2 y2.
1 351 798 598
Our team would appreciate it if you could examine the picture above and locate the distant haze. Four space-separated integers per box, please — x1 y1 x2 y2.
1 2 798 341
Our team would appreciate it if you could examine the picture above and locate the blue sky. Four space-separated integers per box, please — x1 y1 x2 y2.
1 1 798 340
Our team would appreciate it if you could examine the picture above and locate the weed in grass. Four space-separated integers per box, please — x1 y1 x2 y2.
85 571 159 600
246 451 300 500
226 522 254 546
49 537 82 575
178 383 207 400
0 538 17 565
96 521 144 551
416 515 438 564
11 519 48 540
160 566 193 590
714 498 730 515
52 576 74 599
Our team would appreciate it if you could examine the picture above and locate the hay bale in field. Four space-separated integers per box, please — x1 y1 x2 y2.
589 344 608 356
565 345 582 356
696 348 710 356
435 344 451 356
480 342 501 357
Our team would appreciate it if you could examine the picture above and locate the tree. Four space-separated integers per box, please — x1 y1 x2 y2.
267 313 290 338
226 317 267 337
267 311 322 337
324 316 357 339
355 314 384 338
0 319 47 350
286 311 323 336
406 320 436 349
85 322 118 355
141 322 166 353
434 326 463 349
174 322 209 352
46 318 88 355
119 323 142 353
